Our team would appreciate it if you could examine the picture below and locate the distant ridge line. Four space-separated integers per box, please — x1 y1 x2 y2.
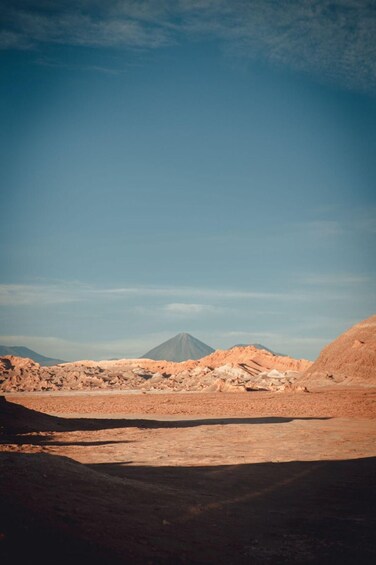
0 345 65 366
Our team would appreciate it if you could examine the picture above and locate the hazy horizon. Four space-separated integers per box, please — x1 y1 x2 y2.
1 1 375 362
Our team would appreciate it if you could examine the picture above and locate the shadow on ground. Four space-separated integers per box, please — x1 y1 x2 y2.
0 398 375 564
0 396 329 435
0 451 375 565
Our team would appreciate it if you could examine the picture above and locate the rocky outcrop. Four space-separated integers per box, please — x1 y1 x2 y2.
194 346 311 372
0 345 65 366
296 314 376 390
0 345 312 393
0 356 42 392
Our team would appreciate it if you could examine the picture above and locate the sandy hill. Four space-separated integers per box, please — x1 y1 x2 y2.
297 314 376 389
141 332 214 362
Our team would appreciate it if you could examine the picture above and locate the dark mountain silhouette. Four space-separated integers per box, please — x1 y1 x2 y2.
0 345 65 366
141 333 214 362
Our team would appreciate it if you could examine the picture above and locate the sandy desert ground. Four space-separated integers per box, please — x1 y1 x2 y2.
1 389 376 564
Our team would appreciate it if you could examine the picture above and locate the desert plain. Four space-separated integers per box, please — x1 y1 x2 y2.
1 387 376 564
1 316 376 563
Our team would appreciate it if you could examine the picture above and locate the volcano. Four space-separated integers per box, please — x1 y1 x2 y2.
141 333 214 362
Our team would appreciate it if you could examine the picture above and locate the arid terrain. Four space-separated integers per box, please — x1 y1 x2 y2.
1 389 376 564
0 345 312 394
1 316 376 563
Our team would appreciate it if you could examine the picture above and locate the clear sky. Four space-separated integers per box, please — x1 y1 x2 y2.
0 1 375 361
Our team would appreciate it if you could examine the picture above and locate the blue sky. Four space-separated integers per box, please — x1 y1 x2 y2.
0 1 375 361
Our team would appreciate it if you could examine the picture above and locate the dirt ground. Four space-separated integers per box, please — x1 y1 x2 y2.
1 390 376 564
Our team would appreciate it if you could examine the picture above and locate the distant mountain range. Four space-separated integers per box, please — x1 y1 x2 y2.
141 333 214 362
231 343 286 356
0 345 65 366
0 338 285 366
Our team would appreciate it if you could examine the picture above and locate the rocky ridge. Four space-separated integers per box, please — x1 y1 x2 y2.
0 346 311 393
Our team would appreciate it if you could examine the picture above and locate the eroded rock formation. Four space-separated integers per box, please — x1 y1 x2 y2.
0 345 311 393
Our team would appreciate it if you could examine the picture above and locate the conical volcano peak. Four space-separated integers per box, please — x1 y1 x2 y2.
176 332 195 341
141 333 214 362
